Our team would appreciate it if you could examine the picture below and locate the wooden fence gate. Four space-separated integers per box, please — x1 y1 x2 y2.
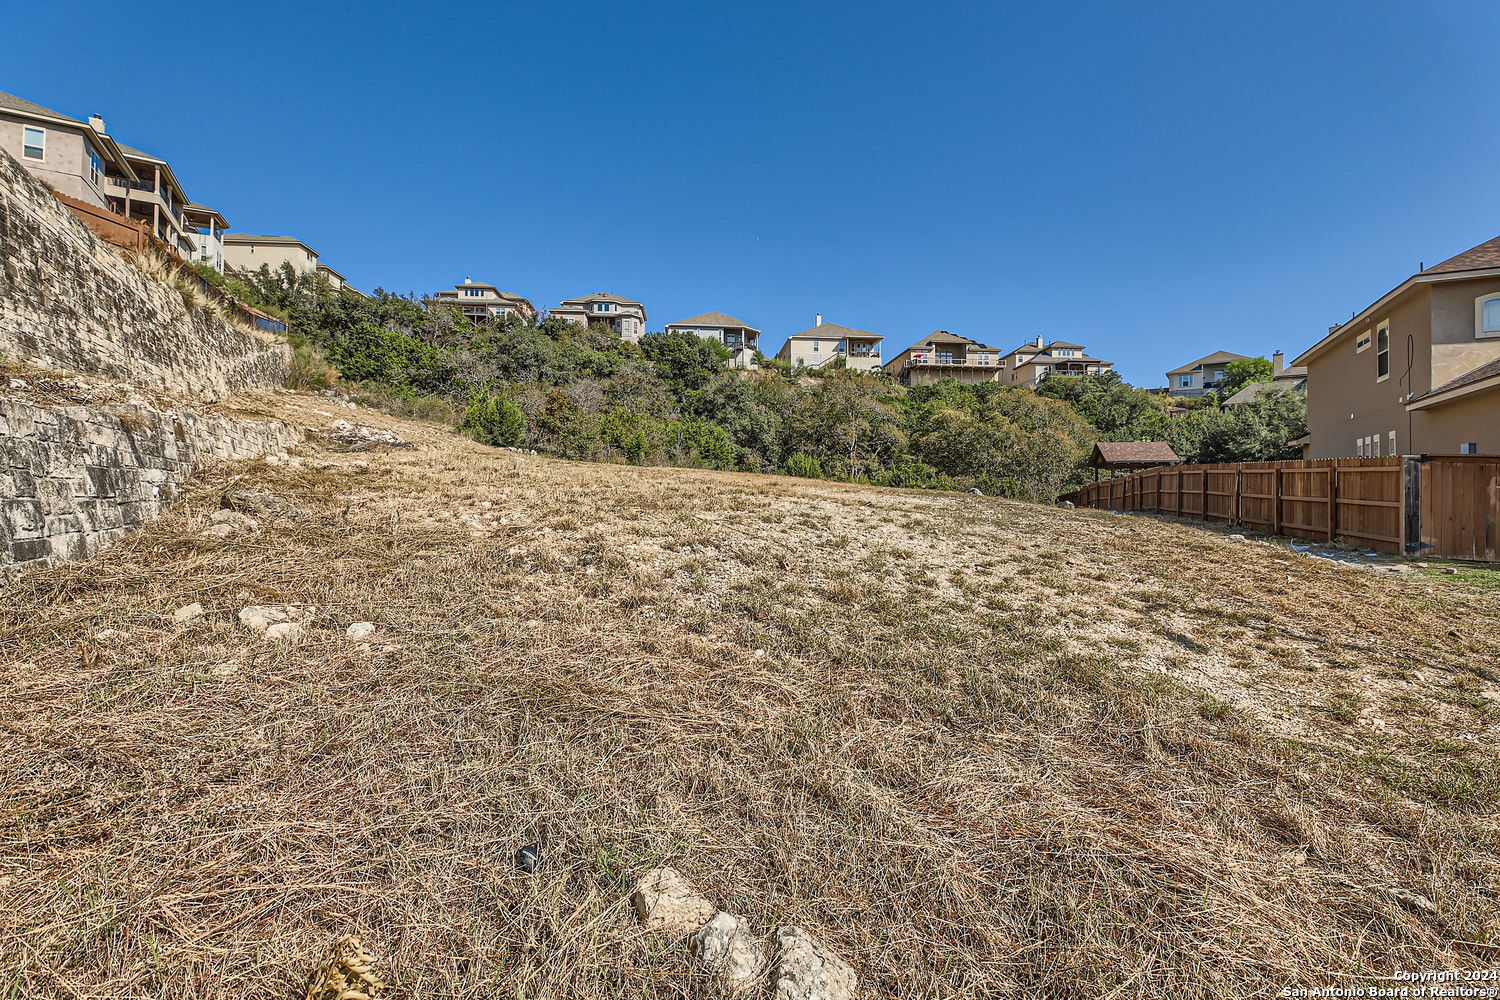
1063 456 1500 562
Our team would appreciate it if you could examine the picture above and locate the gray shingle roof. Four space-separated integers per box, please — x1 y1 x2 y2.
1166 350 1253 376
785 322 883 341
665 312 759 333
0 90 82 123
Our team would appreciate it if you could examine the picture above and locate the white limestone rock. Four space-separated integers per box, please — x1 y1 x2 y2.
770 926 856 1000
238 604 315 636
172 602 204 623
347 621 376 639
631 867 716 937
692 911 765 993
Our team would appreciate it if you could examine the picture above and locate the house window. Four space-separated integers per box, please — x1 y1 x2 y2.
1375 323 1390 380
22 126 44 159
1356 332 1371 353
1475 294 1500 338
1178 375 1193 388
465 288 482 296
812 341 819 352
1370 435 1381 457
1388 431 1397 455
86 143 102 186
1459 442 1478 454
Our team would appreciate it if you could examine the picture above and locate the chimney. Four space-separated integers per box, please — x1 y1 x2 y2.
465 275 471 284
88 114 106 135
815 312 822 327
1272 350 1284 376
1035 336 1044 348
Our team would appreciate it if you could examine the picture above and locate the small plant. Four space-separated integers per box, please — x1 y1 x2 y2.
784 452 824 479
285 343 341 390
460 390 526 447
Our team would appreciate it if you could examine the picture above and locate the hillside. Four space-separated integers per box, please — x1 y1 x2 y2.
1 393 1497 998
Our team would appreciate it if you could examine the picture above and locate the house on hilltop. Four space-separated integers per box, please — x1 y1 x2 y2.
1293 234 1500 457
774 318 883 371
0 90 217 265
1165 351 1252 397
552 293 647 344
886 331 1004 386
431 279 537 324
664 312 761 369
999 338 1114 387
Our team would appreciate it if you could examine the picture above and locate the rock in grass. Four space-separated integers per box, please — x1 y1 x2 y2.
515 844 541 873
347 621 376 640
770 926 856 1000
239 604 315 636
264 622 305 642
172 602 204 623
693 911 765 992
631 867 716 936
222 489 302 521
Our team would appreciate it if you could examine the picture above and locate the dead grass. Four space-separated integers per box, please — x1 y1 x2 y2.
0 391 1497 997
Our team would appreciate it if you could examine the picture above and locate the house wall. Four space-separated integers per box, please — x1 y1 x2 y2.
0 116 110 209
1305 275 1500 458
1412 388 1500 454
1304 286 1432 459
224 241 318 276
1429 277 1500 388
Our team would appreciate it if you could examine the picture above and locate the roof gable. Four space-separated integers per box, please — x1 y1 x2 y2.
0 90 82 124
665 311 759 333
1166 351 1253 376
1425 235 1500 274
786 322 882 341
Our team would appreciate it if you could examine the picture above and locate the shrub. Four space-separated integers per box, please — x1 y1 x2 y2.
461 391 527 447
285 343 341 390
784 452 824 479
881 460 956 491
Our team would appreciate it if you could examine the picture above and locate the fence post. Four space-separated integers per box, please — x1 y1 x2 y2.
1201 468 1210 523
1402 456 1422 556
1327 465 1339 542
1234 467 1243 526
1272 467 1282 536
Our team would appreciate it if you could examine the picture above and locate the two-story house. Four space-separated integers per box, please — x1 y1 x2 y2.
222 234 321 276
1165 351 1252 397
0 90 134 213
774 318 883 371
431 279 538 324
999 338 1114 387
885 331 1004 386
552 293 647 343
0 91 207 261
1221 351 1307 408
1293 235 1500 458
663 312 761 369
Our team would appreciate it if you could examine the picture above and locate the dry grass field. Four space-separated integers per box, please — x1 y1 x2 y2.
2 390 1498 998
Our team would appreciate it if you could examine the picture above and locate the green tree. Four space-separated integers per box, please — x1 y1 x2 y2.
461 391 526 447
1221 357 1275 396
784 453 824 478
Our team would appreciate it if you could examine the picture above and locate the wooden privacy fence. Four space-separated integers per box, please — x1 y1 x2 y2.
1062 456 1500 562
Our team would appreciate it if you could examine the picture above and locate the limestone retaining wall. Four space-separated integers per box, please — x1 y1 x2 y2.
0 393 299 574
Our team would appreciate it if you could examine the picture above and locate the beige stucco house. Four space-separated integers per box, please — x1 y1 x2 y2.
223 234 320 276
1293 235 1500 458
0 90 208 262
998 338 1114 387
886 331 1004 386
1165 350 1252 397
774 319 883 371
664 312 761 368
552 293 647 343
431 279 537 324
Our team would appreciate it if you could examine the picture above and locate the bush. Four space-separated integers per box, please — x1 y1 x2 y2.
285 343 341 390
461 391 527 447
881 460 956 491
784 452 824 479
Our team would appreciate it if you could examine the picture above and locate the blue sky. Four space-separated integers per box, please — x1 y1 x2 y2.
10 0 1500 385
